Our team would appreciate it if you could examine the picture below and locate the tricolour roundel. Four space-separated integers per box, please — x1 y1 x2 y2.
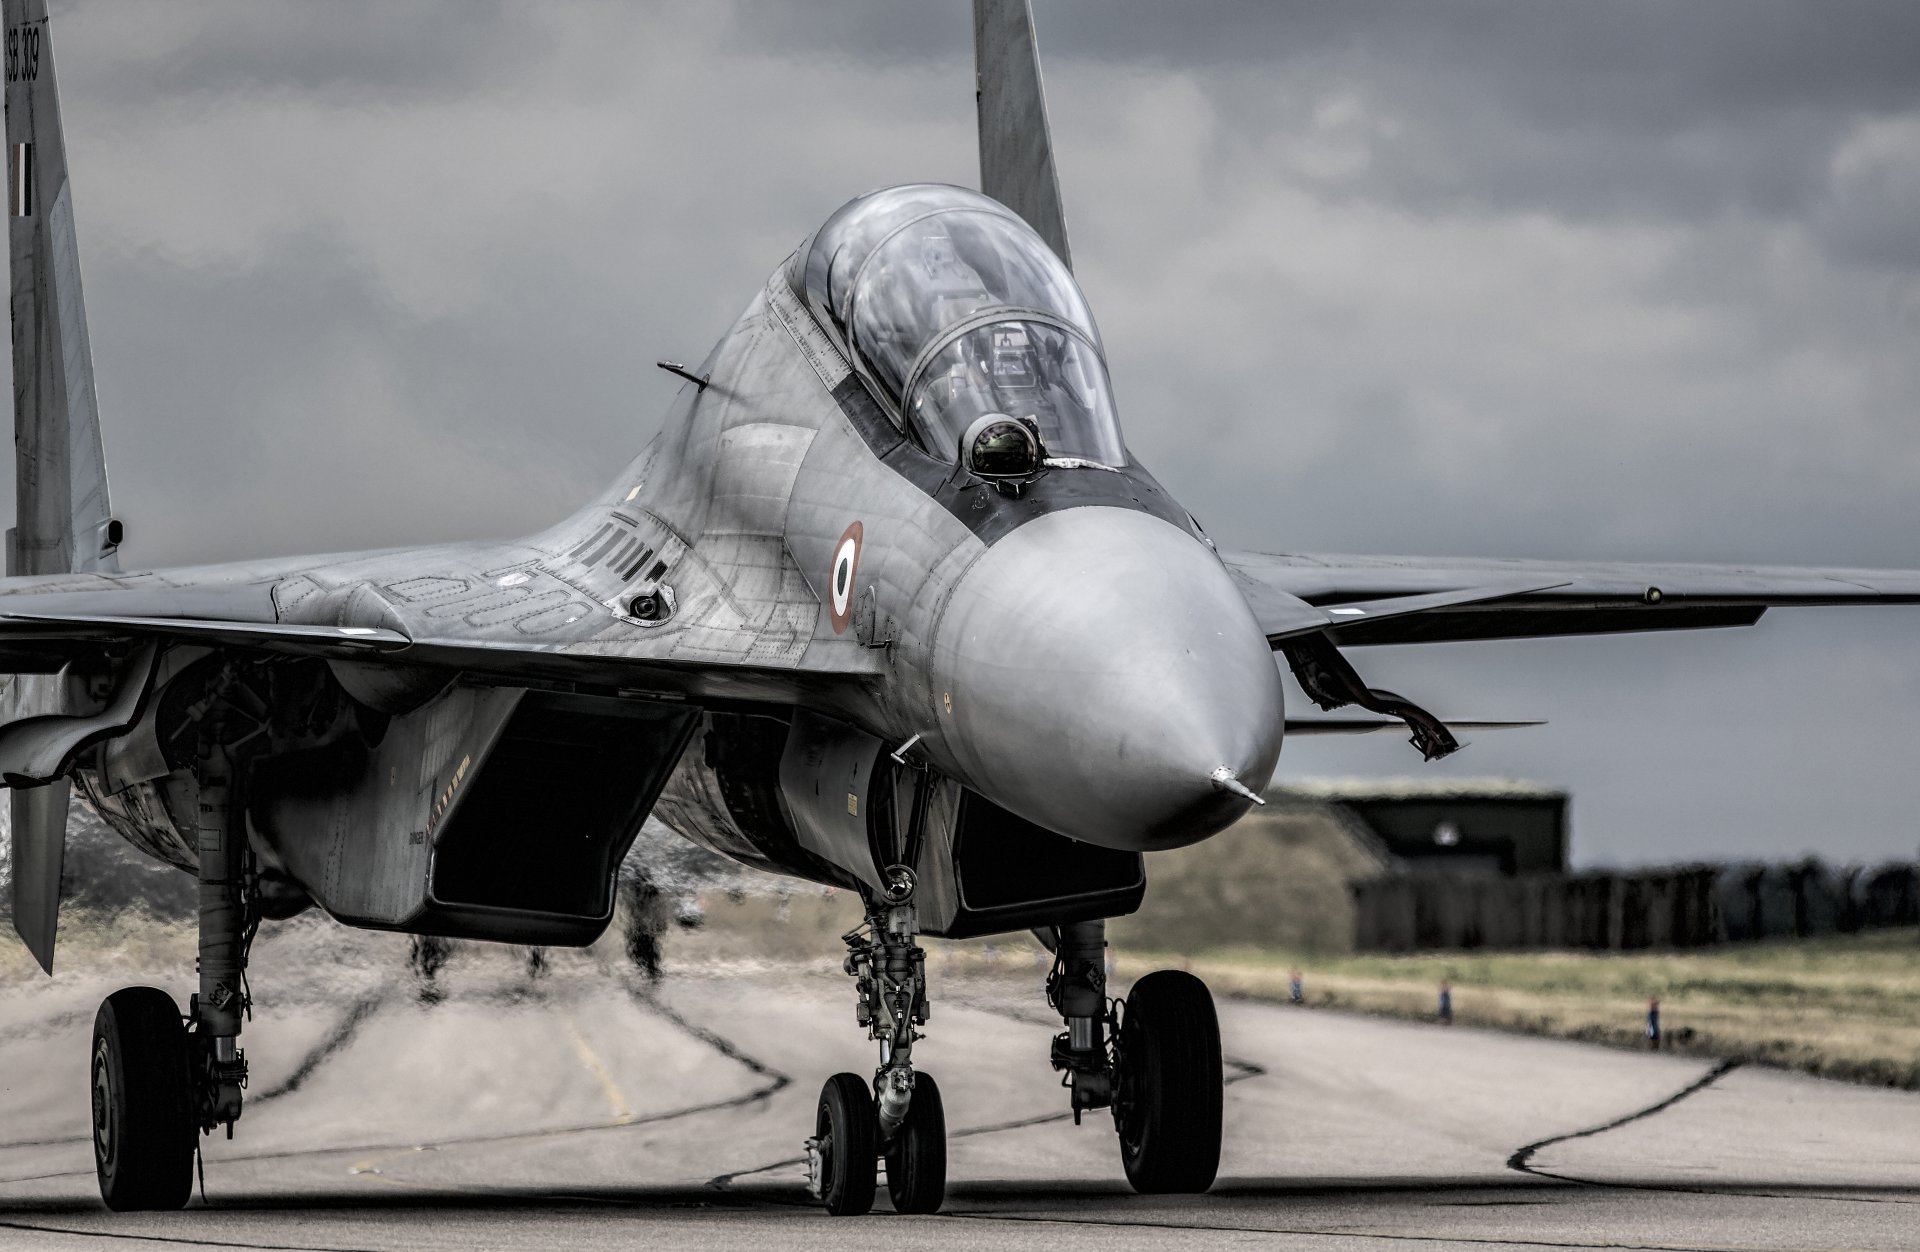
828 521 863 635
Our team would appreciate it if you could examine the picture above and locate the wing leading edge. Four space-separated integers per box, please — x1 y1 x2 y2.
0 574 881 699
1224 551 1920 647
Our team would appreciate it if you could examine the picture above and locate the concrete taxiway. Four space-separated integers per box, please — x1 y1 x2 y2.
0 942 1913 1251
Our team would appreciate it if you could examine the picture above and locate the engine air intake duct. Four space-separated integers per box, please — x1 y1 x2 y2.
424 693 698 942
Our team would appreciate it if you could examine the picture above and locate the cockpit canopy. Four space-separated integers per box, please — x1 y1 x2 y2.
793 184 1126 469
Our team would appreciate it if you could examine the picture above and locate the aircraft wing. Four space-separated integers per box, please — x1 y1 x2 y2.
1223 550 1920 646
0 565 881 705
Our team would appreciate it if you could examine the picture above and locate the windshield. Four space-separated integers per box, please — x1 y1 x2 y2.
796 184 1126 468
909 320 1124 466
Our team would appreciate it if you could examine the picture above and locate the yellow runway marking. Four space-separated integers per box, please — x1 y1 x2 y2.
565 1016 635 1125
346 1017 635 1184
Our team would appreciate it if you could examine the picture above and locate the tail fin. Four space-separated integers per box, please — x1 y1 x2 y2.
4 0 114 972
6 0 117 580
974 0 1073 269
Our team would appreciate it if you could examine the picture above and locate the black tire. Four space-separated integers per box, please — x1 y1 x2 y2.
815 1072 877 1216
884 1071 946 1214
92 987 195 1212
1114 969 1222 1194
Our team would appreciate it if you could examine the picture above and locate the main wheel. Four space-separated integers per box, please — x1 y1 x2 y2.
92 987 195 1212
813 1072 877 1216
1114 969 1222 1194
884 1071 946 1214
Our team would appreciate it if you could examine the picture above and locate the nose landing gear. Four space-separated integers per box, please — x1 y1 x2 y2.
809 1073 877 1216
806 873 948 1215
1045 921 1223 1193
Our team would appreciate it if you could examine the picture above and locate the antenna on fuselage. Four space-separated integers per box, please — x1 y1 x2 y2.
655 361 709 391
974 0 1072 270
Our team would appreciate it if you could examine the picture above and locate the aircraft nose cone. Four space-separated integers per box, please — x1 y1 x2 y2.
930 507 1284 851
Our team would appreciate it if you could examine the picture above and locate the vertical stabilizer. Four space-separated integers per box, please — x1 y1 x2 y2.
5 0 115 579
974 0 1073 269
4 0 108 972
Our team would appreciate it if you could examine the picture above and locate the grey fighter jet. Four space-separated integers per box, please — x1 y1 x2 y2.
4 0 1918 1217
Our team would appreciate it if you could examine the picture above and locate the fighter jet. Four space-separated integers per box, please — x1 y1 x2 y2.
4 0 1918 1217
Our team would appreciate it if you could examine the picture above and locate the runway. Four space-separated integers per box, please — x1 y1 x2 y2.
0 944 1914 1251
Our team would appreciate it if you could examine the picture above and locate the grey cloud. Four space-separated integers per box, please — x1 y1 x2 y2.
9 1 1920 865
62 0 535 104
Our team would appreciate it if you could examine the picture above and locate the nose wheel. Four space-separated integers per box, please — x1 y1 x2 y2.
884 1071 946 1214
810 1073 878 1216
807 1068 948 1217
807 881 948 1215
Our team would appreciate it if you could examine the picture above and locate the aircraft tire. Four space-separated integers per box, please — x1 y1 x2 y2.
815 1072 878 1216
91 987 196 1212
884 1071 946 1214
1115 969 1222 1194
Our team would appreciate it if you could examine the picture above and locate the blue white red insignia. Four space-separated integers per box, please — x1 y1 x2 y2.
829 521 863 634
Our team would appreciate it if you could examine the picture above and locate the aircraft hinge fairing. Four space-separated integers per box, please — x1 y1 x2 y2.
1279 633 1462 762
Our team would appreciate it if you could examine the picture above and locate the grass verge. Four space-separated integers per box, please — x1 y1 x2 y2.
1116 928 1920 1090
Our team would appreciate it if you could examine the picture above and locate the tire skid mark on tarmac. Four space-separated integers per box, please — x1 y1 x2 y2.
0 978 792 1193
287 978 798 1201
252 993 388 1105
1509 1056 1919 1208
0 1005 90 1047
1506 1059 1742 1176
266 980 791 1182
626 980 791 1091
0 995 389 1158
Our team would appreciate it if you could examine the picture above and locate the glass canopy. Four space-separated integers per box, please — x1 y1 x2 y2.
795 184 1126 468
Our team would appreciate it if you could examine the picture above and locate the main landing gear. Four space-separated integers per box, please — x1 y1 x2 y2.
91 738 258 1211
807 868 947 1215
1046 920 1223 1193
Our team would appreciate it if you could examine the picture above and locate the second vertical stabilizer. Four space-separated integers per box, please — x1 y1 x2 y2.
974 0 1073 270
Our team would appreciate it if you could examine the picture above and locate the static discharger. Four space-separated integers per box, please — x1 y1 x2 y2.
1209 766 1265 806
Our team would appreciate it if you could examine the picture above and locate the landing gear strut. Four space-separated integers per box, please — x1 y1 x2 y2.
1045 920 1223 1193
90 730 260 1210
807 869 947 1215
190 743 251 1139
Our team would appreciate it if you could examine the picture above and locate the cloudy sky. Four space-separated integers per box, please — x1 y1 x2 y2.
16 1 1920 866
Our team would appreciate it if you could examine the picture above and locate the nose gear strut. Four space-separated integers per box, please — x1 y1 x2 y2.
807 867 947 1215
